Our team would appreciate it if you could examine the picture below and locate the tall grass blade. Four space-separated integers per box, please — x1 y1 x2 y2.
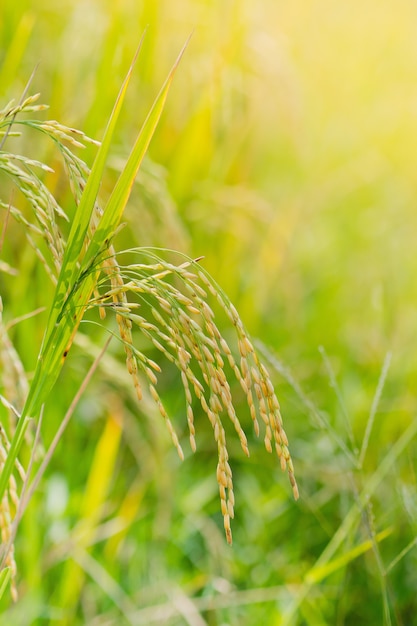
318 345 356 453
386 536 417 574
305 526 393 583
0 14 34 96
359 351 392 467
81 37 190 272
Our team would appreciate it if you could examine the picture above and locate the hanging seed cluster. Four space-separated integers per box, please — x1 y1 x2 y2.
0 94 100 284
91 250 298 543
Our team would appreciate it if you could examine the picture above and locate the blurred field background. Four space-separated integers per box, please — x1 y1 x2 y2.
1 0 417 624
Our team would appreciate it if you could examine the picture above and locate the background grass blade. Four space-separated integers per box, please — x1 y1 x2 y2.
81 37 190 272
305 526 393 584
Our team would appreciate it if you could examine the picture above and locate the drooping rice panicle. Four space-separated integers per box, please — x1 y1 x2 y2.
0 155 66 274
88 248 298 524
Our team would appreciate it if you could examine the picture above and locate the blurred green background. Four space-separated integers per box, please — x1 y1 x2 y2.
1 0 417 624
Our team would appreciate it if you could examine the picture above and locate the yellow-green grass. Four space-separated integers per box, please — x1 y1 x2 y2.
1 1 417 624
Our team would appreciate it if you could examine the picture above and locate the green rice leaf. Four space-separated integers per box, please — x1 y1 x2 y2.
80 37 189 273
0 39 185 506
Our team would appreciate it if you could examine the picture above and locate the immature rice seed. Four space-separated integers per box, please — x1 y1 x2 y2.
187 305 200 315
254 382 263 401
145 367 157 386
280 428 289 447
210 394 223 413
224 514 232 545
126 356 137 375
219 337 232 355
217 465 227 488
290 474 299 500
240 357 249 378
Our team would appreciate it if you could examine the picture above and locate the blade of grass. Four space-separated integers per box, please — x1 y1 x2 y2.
359 351 392 467
385 536 417 574
305 526 393 584
318 345 357 454
0 13 35 111
80 36 191 273
50 35 145 306
0 415 32 515
79 411 123 530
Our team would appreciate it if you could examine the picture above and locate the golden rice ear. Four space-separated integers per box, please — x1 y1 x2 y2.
90 249 298 543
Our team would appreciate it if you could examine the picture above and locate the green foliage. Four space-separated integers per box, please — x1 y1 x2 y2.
1 1 417 625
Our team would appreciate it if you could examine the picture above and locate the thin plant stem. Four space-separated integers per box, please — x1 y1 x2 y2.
319 345 357 454
0 64 38 151
359 351 392 467
386 536 417 574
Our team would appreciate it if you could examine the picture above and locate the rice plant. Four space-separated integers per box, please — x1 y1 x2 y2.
0 43 297 605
